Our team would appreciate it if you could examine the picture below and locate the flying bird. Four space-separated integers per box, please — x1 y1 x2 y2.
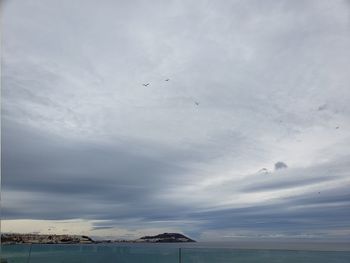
165 79 170 81
336 126 339 129
195 101 199 106
142 83 150 87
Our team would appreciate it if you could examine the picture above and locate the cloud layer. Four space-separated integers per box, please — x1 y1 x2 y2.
2 0 350 241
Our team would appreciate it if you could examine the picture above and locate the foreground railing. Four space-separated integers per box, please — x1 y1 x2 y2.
1 244 350 263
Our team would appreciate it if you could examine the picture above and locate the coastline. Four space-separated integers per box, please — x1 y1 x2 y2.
1 233 195 245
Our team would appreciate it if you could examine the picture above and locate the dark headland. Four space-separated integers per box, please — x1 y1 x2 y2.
136 233 195 243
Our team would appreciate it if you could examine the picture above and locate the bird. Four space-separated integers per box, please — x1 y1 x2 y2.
335 126 339 129
165 78 170 81
195 101 199 106
142 83 150 87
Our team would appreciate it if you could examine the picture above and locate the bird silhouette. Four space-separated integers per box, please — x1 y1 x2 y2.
336 126 339 129
165 79 170 81
142 83 150 87
195 101 199 106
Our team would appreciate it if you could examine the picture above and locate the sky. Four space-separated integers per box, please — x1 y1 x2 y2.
1 0 350 241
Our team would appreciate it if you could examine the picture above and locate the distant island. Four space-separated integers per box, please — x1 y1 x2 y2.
1 232 195 245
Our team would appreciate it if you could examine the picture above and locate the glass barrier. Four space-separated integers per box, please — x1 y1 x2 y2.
1 244 31 263
1 244 350 263
181 248 350 263
1 244 179 263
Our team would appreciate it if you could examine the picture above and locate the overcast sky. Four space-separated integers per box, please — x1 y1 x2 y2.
2 0 350 241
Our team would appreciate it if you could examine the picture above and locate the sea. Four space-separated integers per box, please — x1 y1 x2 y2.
1 242 350 263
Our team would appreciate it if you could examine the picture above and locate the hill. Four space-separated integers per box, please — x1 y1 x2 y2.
135 233 195 243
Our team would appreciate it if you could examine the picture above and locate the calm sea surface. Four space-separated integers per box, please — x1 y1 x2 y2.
1 242 350 263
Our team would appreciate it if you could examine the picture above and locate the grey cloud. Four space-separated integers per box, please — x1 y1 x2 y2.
242 175 336 193
91 226 115 231
275 162 288 170
258 168 269 174
205 157 349 195
2 120 191 217
318 104 328 111
189 186 350 237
